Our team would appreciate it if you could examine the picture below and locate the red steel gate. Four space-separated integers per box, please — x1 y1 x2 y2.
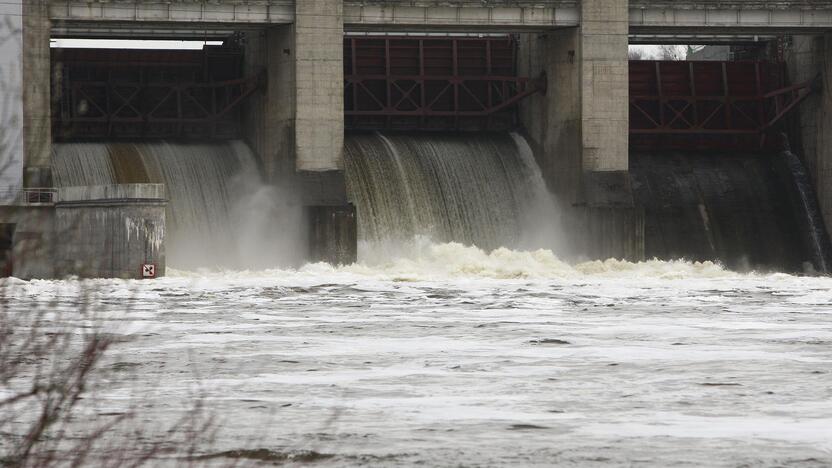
630 60 815 151
344 36 542 131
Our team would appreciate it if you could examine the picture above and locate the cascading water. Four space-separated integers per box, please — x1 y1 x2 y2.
344 132 560 252
52 133 560 268
52 141 304 269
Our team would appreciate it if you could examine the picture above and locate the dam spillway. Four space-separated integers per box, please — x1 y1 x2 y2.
345 132 555 251
51 141 291 269
51 134 559 268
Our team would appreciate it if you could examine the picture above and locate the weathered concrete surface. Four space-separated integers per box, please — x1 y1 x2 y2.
54 184 166 279
295 0 344 172
307 204 357 265
520 0 629 201
7 206 55 279
631 151 828 273
518 29 582 203
787 34 832 240
518 0 638 260
244 0 343 178
22 0 51 187
243 26 295 183
581 0 629 176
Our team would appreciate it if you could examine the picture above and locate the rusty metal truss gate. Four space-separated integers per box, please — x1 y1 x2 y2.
630 60 815 151
344 36 542 131
52 48 258 141
53 42 813 150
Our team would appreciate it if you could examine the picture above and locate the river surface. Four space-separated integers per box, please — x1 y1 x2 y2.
4 242 832 466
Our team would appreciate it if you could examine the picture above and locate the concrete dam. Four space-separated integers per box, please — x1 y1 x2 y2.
5 0 832 278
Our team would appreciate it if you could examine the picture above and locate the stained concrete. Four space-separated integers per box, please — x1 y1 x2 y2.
242 1 354 265
787 34 832 240
630 151 826 272
10 206 55 279
243 26 296 184
518 0 638 261
307 204 357 265
295 0 344 172
54 185 166 279
21 0 51 186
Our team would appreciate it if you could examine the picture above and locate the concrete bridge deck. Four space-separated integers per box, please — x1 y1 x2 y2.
47 0 832 38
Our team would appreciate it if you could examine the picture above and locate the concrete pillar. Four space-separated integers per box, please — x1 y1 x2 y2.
294 0 344 172
520 0 630 204
580 0 630 177
243 0 354 264
0 1 24 196
518 0 639 260
307 205 357 265
788 34 832 238
243 27 296 184
21 0 51 187
247 0 344 178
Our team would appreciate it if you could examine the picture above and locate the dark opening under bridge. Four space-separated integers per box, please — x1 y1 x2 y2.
52 36 814 152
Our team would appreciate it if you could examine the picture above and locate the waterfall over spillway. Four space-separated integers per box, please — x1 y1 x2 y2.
344 132 557 251
52 134 559 268
52 141 302 268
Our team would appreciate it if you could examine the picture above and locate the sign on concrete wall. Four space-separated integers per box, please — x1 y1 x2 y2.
0 1 23 202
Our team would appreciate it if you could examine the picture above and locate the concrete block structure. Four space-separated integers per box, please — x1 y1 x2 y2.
54 185 166 279
9 0 832 276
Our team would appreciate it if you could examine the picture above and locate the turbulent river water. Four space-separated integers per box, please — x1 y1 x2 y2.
4 242 832 466
25 134 832 465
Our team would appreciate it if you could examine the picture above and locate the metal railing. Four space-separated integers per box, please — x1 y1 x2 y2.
0 188 58 206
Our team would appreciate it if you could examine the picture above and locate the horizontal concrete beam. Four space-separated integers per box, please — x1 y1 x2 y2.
343 5 580 30
630 7 832 32
48 1 294 24
46 1 832 35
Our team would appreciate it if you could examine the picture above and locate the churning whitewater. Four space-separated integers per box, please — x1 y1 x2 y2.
33 134 832 466
4 254 832 466
53 133 561 270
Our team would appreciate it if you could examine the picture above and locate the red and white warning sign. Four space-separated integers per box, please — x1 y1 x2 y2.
141 264 157 279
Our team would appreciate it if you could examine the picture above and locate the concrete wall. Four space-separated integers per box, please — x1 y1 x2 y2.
788 34 832 238
54 185 166 279
10 206 55 279
21 0 51 187
0 0 23 198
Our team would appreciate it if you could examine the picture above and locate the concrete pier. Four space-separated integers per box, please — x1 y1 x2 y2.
243 0 355 265
519 0 641 260
307 204 357 265
21 0 52 188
